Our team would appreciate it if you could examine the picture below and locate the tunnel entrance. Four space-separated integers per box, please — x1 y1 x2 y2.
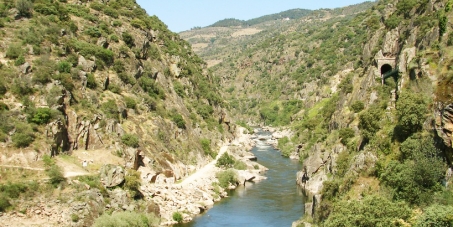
381 64 392 75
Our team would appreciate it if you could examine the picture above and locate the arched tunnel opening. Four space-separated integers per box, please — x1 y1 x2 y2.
381 64 392 75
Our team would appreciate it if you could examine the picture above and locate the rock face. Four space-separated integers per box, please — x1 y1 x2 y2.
436 104 453 163
100 164 125 187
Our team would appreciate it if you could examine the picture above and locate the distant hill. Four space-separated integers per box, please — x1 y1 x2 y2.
209 8 312 28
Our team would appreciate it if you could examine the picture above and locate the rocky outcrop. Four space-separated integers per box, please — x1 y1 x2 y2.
100 164 125 187
436 104 453 163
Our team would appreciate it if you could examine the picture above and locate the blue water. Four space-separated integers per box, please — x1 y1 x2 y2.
176 130 305 227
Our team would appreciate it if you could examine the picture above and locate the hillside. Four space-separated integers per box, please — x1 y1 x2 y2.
0 0 237 226
183 0 453 226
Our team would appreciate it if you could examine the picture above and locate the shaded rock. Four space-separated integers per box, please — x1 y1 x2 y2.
20 62 32 74
78 55 96 72
100 164 125 187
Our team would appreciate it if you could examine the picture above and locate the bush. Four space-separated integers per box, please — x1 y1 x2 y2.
350 100 364 113
172 212 183 223
16 0 32 18
124 97 136 109
201 139 216 158
338 128 355 145
0 193 11 212
71 213 79 222
12 122 35 148
101 100 119 120
14 55 25 66
121 134 139 148
395 91 428 138
29 107 52 125
86 73 97 89
5 44 23 59
124 169 141 198
93 211 159 227
57 61 72 73
216 169 237 188
122 32 134 48
171 113 186 129
323 196 411 227
47 164 65 187
216 152 235 168
415 204 453 227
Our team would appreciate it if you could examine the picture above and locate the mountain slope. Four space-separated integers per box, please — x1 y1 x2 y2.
0 0 234 225
184 0 453 226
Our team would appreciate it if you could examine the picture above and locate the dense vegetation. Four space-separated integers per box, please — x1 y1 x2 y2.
209 9 312 27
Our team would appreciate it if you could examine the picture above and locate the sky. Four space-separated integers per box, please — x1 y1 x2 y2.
136 0 372 33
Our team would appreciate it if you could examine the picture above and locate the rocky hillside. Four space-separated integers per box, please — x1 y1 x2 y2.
0 0 236 226
184 0 453 226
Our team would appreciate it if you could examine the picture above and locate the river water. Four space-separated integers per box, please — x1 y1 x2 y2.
176 129 305 227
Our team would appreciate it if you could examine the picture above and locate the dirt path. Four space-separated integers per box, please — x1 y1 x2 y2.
180 145 228 187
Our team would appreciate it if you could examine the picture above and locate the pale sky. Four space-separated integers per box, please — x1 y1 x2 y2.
136 0 372 32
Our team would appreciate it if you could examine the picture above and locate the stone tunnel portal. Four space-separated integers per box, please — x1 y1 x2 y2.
381 64 393 75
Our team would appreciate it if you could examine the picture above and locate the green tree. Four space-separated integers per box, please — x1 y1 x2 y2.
16 0 32 18
323 195 411 227
358 105 383 141
395 91 428 138
415 204 453 227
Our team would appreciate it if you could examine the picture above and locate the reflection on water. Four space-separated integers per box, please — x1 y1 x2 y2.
176 129 305 227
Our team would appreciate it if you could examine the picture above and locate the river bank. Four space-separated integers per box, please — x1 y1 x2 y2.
140 127 269 225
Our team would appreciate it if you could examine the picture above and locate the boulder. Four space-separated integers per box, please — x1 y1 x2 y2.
78 55 96 72
100 164 125 187
20 62 32 74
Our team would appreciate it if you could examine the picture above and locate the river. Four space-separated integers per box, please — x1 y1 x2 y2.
176 129 305 227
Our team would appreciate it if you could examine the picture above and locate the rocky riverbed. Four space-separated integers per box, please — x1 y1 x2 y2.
142 127 269 225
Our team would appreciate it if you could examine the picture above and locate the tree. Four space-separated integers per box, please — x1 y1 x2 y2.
16 0 32 18
395 91 428 137
415 204 453 227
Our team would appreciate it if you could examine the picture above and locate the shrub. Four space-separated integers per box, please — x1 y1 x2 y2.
16 0 32 18
14 55 25 66
124 169 141 198
71 213 79 222
124 97 137 109
172 212 183 223
196 104 213 119
0 193 11 212
216 152 235 168
5 44 23 59
216 169 237 188
358 105 383 141
395 91 428 138
101 100 119 120
338 128 355 145
121 134 139 148
29 107 52 125
122 32 134 48
103 7 118 18
12 122 35 148
84 26 101 38
233 160 247 170
323 196 411 227
110 34 119 42
57 61 72 73
47 164 65 187
86 73 97 89
415 204 453 227
171 113 186 129
350 100 364 113
201 139 216 158
93 211 159 227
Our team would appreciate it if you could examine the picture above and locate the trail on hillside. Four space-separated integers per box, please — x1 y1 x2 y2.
180 145 228 187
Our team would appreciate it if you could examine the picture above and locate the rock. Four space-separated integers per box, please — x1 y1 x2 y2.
20 62 32 74
100 164 125 187
436 104 453 149
78 55 96 72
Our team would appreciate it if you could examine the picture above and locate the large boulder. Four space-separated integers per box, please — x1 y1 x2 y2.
100 164 125 187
